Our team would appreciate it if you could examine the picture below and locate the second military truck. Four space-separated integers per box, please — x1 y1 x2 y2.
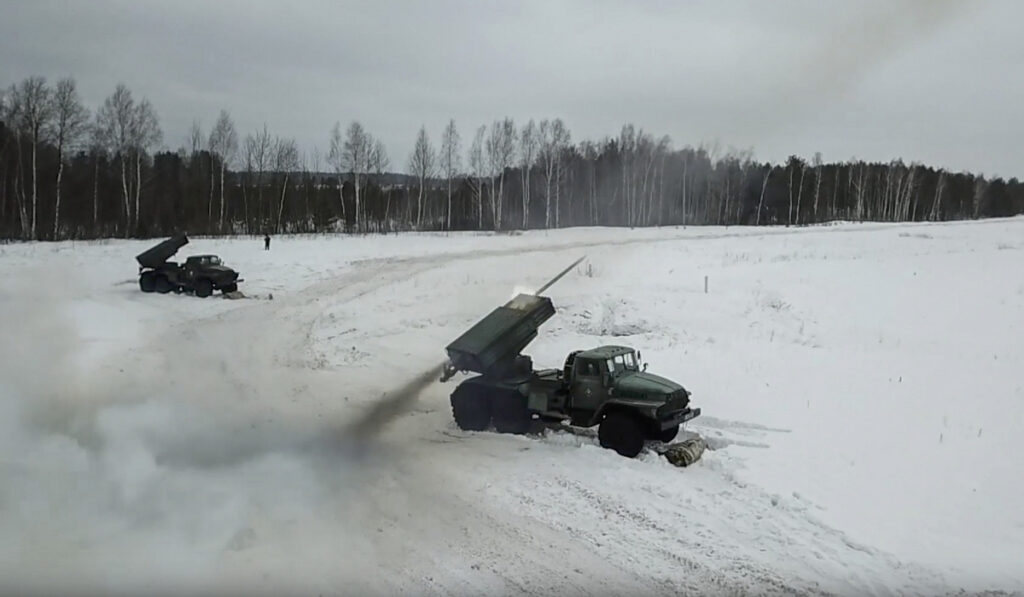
440 259 701 458
136 234 242 297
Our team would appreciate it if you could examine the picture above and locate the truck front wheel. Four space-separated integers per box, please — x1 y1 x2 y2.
451 385 491 431
195 278 213 298
599 412 645 458
656 424 679 443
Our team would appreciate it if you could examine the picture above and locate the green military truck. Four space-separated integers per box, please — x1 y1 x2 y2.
440 259 701 458
135 234 242 297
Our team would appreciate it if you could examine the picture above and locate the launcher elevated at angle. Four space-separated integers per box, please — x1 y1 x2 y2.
440 257 701 458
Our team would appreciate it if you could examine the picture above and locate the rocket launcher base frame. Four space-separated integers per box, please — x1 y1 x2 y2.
442 293 555 381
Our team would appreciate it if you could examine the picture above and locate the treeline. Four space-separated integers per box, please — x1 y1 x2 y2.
2 76 1022 240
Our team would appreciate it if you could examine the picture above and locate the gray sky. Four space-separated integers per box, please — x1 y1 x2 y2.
3 0 1021 178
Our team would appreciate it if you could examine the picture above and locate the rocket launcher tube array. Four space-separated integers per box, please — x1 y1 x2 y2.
441 256 586 381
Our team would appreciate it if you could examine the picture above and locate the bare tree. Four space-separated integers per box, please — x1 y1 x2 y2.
343 121 370 231
811 151 823 221
95 83 136 235
273 136 299 232
94 86 161 235
370 138 390 226
518 119 537 228
618 124 637 225
8 77 53 238
485 117 516 231
929 170 945 221
756 165 771 225
537 118 569 228
408 125 436 228
87 126 104 231
370 138 389 176
0 88 26 236
188 120 203 156
48 77 89 239
468 125 486 229
327 122 347 224
208 109 238 231
440 119 461 230
131 98 161 234
972 176 988 219
244 124 272 232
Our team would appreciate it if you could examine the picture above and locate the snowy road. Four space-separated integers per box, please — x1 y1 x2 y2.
1 220 1022 595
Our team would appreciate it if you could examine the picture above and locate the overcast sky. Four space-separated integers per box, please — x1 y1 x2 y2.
2 0 1021 178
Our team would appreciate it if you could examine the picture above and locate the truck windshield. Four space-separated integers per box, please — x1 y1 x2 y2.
606 352 638 374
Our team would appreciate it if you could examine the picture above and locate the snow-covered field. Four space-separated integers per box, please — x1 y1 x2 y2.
1 219 1022 596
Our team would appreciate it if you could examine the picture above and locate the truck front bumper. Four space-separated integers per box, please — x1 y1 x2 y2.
659 407 701 430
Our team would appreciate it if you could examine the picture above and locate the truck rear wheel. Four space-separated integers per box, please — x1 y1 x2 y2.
451 385 491 431
195 278 213 298
154 275 173 294
599 412 645 458
139 271 156 292
492 391 531 434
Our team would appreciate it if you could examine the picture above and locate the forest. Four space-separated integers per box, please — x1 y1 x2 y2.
3 76 1022 240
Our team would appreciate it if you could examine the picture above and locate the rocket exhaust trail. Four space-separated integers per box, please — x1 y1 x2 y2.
341 362 447 441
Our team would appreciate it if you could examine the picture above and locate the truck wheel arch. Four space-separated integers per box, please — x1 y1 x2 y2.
591 400 657 428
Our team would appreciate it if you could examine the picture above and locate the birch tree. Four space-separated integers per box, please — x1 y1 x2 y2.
327 123 347 224
274 136 299 232
440 118 461 230
208 109 238 231
518 119 537 228
8 77 53 239
929 170 945 221
485 118 516 231
244 125 272 231
756 165 771 225
95 84 136 235
48 77 88 239
87 126 104 230
811 151 823 221
130 99 161 234
537 118 569 228
189 120 203 156
0 88 27 237
468 125 486 229
343 121 370 231
371 138 389 175
370 138 390 226
408 125 436 228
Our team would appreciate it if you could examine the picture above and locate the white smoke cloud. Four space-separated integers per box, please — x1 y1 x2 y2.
0 266 428 596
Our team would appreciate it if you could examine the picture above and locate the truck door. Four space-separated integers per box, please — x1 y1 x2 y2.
571 358 608 412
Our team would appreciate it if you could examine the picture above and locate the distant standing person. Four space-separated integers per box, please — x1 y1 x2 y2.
264 234 271 250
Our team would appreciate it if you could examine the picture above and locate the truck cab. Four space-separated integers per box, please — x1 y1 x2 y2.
562 346 698 438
